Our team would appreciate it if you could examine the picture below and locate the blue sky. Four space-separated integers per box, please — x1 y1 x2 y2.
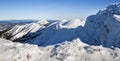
0 0 120 20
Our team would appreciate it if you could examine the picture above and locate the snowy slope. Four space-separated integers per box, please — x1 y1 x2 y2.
1 19 49 41
0 38 120 61
27 19 85 46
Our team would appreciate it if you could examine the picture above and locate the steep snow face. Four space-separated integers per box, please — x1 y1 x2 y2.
27 19 85 46
84 2 120 47
0 38 120 61
1 19 49 41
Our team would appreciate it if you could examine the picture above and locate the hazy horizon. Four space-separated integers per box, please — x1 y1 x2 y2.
0 0 120 20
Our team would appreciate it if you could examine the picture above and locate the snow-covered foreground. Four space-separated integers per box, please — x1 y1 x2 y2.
0 38 42 61
0 38 120 61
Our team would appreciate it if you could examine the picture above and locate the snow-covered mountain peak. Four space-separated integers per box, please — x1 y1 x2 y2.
57 19 85 28
36 19 49 25
98 2 120 15
64 19 85 27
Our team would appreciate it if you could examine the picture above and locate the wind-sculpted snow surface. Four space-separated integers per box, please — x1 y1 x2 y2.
0 38 120 61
